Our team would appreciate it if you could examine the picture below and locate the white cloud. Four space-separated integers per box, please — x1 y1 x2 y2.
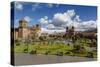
52 10 75 27
48 20 52 23
15 2 23 10
73 20 97 31
52 9 97 31
80 20 97 29
44 16 48 19
39 16 49 25
39 9 97 32
74 15 81 22
46 24 55 29
23 16 32 22
53 13 68 26
66 10 75 17
32 3 40 11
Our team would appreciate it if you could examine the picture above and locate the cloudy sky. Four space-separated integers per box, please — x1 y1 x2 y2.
11 1 97 33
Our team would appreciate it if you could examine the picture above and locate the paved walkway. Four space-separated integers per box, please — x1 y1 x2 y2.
14 53 97 66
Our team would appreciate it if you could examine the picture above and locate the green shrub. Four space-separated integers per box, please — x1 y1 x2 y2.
44 50 50 55
23 48 28 53
29 50 37 54
16 42 20 46
73 44 86 53
64 50 75 56
56 51 63 56
73 45 81 51
65 51 71 55
86 52 94 58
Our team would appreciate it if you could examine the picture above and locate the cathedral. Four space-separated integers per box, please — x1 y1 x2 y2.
14 19 41 41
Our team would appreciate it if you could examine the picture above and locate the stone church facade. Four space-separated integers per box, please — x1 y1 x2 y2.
14 19 41 41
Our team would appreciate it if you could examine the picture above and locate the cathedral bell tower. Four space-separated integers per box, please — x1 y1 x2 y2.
18 19 29 40
19 19 28 28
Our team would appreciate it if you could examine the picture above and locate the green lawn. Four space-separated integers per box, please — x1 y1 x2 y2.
14 40 97 58
15 43 72 54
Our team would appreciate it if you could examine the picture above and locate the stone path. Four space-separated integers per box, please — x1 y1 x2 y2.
14 53 97 66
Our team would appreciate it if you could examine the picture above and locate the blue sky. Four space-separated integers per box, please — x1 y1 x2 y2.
12 1 97 32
